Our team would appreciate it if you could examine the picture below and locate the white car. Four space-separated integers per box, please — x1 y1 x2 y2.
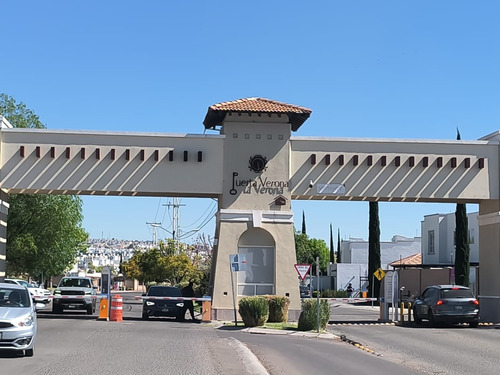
4 279 51 304
0 282 45 356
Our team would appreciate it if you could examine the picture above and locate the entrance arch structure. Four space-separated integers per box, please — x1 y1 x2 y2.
1 97 500 322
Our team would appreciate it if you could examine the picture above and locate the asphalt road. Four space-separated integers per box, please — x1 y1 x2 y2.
217 328 424 375
327 302 500 375
2 296 498 375
1 315 253 375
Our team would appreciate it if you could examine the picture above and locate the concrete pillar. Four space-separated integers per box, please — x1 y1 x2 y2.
0 189 8 281
478 199 500 323
210 209 301 321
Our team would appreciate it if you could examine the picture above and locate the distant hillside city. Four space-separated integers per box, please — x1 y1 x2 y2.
73 236 213 275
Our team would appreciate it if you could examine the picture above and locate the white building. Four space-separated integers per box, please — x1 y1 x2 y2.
329 235 421 292
421 211 479 265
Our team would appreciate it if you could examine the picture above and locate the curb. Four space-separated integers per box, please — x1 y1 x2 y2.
234 326 339 340
213 321 339 340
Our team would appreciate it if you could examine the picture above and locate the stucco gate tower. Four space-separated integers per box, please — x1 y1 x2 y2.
2 97 500 322
204 99 311 320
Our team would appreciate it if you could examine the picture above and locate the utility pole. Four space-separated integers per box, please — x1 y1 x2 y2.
146 222 161 246
164 198 186 254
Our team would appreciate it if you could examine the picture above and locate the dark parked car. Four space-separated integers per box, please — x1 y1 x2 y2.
300 285 311 298
142 286 184 320
413 285 479 327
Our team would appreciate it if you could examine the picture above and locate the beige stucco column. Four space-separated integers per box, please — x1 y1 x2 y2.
478 199 500 323
210 113 301 321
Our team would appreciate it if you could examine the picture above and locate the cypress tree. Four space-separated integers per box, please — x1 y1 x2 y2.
302 211 306 234
368 202 381 299
454 129 470 286
329 223 335 263
337 228 341 263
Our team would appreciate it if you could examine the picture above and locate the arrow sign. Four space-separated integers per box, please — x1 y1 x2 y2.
294 264 311 281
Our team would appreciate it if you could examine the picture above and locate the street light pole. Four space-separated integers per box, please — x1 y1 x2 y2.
146 222 161 246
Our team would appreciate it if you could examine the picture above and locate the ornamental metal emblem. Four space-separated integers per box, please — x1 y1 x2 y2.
248 154 268 173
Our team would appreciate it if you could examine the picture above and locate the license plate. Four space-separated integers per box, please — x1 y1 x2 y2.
455 305 463 310
161 308 169 312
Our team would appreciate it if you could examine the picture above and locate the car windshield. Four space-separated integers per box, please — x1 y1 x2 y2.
16 280 33 288
148 286 182 297
440 288 474 299
60 278 92 288
0 287 31 307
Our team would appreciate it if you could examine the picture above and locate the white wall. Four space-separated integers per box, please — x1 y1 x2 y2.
332 236 420 292
421 212 478 265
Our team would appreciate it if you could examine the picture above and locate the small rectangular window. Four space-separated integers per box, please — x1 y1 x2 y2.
428 230 435 255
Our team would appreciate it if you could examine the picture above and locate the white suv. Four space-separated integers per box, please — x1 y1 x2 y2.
52 277 96 315
4 279 51 303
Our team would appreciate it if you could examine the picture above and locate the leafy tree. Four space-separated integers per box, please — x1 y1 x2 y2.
294 232 329 274
122 241 202 286
455 129 470 286
121 251 144 283
368 202 381 299
7 195 88 283
163 253 199 285
1 94 88 284
0 93 44 129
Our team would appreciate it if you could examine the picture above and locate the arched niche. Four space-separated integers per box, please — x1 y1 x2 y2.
237 228 276 296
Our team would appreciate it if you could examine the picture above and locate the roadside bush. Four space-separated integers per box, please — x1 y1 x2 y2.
297 299 330 331
238 296 269 327
320 289 348 298
266 296 290 323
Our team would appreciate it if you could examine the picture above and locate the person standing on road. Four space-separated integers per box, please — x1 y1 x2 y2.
181 281 197 321
346 283 353 298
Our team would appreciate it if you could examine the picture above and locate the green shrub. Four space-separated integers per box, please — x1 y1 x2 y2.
320 289 348 298
238 296 269 327
298 299 330 331
266 296 290 323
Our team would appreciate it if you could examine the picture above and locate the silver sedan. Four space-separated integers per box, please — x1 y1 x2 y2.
0 283 45 356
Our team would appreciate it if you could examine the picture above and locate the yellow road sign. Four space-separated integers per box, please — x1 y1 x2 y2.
374 268 386 281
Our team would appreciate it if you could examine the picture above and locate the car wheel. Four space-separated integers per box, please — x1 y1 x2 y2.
469 321 479 328
142 311 149 320
52 305 63 314
86 305 94 315
413 307 422 325
25 348 34 357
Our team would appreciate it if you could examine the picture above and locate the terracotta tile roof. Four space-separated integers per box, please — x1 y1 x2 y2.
390 253 422 267
203 97 312 131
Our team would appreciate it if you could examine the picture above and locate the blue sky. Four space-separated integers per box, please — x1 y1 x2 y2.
2 1 498 244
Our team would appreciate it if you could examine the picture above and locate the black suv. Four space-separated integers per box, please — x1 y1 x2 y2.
142 286 185 320
413 285 479 327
